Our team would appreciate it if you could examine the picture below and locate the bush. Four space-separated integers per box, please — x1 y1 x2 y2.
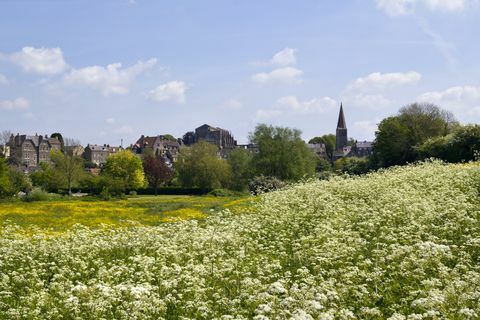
208 189 247 197
22 187 59 202
248 175 285 195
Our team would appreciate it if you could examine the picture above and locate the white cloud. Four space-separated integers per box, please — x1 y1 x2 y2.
348 71 421 91
418 85 480 112
147 80 187 104
0 74 8 85
64 58 157 96
252 67 303 84
376 0 471 16
277 95 337 113
271 48 297 66
223 99 242 110
6 47 68 75
0 97 30 110
255 109 283 120
352 120 380 140
376 0 416 16
106 118 116 124
344 94 393 109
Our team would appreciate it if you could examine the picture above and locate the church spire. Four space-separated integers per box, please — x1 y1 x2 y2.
335 103 348 151
337 102 346 129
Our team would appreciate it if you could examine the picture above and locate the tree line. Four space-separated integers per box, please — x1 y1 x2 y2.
1 101 480 199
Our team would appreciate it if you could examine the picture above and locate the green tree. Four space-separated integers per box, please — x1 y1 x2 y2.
50 150 85 195
30 162 62 192
227 148 252 191
175 141 231 191
418 124 480 163
143 154 173 195
50 132 65 151
103 150 146 192
250 124 316 181
0 157 12 197
309 134 336 161
373 102 456 167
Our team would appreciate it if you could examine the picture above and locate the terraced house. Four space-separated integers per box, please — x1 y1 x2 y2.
7 133 61 167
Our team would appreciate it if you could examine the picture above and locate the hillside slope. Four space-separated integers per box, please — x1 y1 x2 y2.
1 161 479 319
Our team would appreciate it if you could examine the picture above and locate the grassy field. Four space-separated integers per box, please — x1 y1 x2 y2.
1 161 480 319
0 195 255 232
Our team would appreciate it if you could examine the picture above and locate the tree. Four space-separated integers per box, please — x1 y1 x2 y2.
51 132 65 151
30 162 62 193
0 130 12 145
175 140 231 191
373 103 456 167
143 154 173 195
0 157 12 197
102 150 146 192
50 151 85 195
250 124 317 181
227 148 252 191
309 134 336 161
418 124 480 163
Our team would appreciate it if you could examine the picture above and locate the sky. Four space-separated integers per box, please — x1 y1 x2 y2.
1 0 480 146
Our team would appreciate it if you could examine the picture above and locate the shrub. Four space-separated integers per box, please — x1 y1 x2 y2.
22 187 56 202
208 188 246 197
248 175 285 195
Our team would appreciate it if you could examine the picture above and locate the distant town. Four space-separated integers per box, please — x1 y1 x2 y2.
1 104 373 171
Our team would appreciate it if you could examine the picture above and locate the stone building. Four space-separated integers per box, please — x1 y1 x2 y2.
83 144 121 166
183 124 237 150
8 133 61 167
308 143 327 158
132 135 181 164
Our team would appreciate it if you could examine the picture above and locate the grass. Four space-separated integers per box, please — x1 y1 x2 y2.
0 195 256 232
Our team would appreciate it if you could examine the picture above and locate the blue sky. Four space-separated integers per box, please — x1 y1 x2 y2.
1 0 480 145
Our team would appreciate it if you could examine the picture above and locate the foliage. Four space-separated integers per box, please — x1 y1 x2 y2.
142 154 173 195
207 188 247 197
162 134 177 141
418 124 480 163
175 140 231 191
316 157 332 172
8 168 32 194
21 187 55 202
373 102 456 167
103 150 146 192
50 132 65 150
226 148 252 191
29 162 62 193
309 134 336 161
50 151 85 195
334 156 371 175
248 175 285 194
0 157 12 198
250 124 317 181
1 162 479 318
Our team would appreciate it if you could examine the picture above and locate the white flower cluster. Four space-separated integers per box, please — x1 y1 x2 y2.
1 161 480 319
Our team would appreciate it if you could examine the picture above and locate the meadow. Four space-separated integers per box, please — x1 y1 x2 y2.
1 161 480 319
0 195 255 232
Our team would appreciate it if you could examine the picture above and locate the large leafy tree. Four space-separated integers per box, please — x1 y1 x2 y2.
373 103 456 167
175 140 231 191
249 124 317 181
143 154 173 195
103 150 146 192
50 151 85 195
227 148 252 191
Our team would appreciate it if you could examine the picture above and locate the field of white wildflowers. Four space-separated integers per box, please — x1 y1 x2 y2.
1 161 480 319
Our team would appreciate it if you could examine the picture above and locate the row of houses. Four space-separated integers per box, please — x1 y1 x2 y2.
1 105 374 169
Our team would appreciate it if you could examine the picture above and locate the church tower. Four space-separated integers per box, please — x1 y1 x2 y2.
335 103 347 151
